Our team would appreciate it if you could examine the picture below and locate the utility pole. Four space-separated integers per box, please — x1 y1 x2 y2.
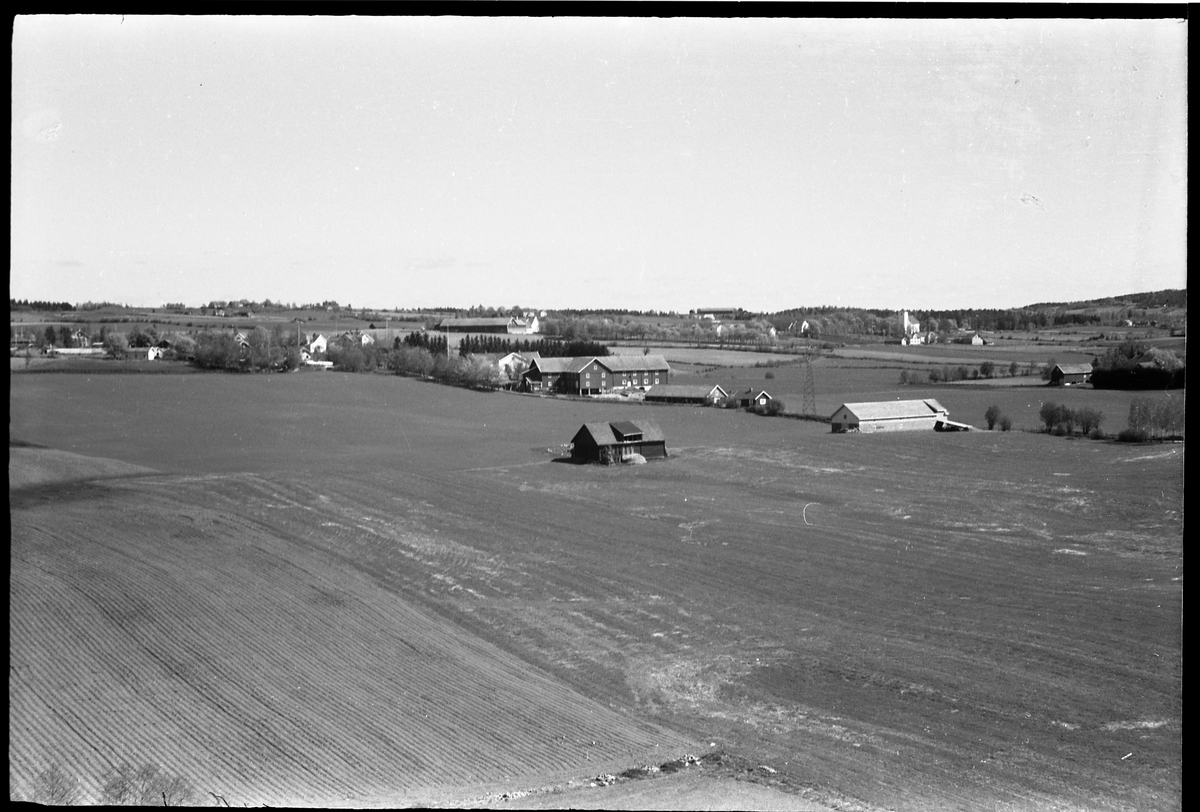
802 344 817 419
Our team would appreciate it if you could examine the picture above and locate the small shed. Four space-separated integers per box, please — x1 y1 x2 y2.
570 420 667 464
1050 363 1093 386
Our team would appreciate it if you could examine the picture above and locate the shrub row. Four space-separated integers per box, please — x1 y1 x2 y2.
1039 402 1105 437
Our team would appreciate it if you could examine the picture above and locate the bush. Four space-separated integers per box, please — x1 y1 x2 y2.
979 361 995 378
103 332 129 359
985 405 1001 430
999 416 1013 432
101 763 200 806
1039 401 1065 431
764 371 775 379
1076 407 1104 435
31 764 81 805
1117 427 1150 443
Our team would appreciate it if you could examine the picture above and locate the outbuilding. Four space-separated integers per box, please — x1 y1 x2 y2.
726 388 773 409
830 399 950 433
570 420 668 464
1049 363 1093 386
644 384 728 405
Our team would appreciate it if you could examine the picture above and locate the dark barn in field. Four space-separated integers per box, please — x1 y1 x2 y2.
1050 363 1094 386
570 420 667 464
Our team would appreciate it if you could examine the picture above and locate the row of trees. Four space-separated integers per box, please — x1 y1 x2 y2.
1124 396 1186 441
9 298 76 312
537 315 779 346
387 345 501 388
899 361 1039 385
453 334 609 358
1039 402 1106 437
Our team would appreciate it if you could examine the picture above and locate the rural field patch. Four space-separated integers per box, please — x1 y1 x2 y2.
9 368 1182 809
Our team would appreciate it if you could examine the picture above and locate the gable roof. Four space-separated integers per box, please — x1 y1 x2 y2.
835 399 948 421
575 419 666 446
597 354 671 372
1054 363 1094 375
528 356 596 374
727 387 772 400
435 317 523 329
644 384 726 399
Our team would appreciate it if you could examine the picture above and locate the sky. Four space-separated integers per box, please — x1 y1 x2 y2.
11 16 1188 313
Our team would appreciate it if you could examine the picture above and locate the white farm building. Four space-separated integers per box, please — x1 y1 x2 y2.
830 399 952 433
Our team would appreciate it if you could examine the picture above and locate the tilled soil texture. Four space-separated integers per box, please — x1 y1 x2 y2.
9 372 1182 809
10 472 697 806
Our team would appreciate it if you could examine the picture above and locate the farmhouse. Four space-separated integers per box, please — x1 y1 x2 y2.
570 420 667 464
726 388 773 409
599 355 670 391
1050 363 1093 386
308 334 328 354
644 383 727 405
830 399 950 433
497 350 541 382
522 354 670 395
522 356 598 394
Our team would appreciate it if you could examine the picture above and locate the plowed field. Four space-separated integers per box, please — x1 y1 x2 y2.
10 371 1182 809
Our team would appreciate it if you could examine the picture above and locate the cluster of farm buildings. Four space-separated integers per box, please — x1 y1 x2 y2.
569 398 970 465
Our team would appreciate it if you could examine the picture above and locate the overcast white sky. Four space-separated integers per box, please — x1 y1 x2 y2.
11 16 1187 312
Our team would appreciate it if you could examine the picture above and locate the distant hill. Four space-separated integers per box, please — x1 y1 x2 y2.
1023 289 1186 310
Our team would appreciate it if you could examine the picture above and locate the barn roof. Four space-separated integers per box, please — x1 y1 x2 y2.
597 354 671 372
529 356 596 373
1054 363 1094 375
835 399 948 420
575 419 666 446
435 317 521 328
728 387 772 400
644 384 726 399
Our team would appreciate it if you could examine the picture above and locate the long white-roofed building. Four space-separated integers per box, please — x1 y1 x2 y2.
830 399 951 433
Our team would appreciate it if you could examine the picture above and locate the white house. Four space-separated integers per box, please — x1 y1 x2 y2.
308 334 328 354
497 351 541 382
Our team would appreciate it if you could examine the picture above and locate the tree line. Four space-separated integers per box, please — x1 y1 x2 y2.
453 334 609 358
10 298 76 312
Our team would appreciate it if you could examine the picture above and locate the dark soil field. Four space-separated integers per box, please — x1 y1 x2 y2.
9 365 1182 809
